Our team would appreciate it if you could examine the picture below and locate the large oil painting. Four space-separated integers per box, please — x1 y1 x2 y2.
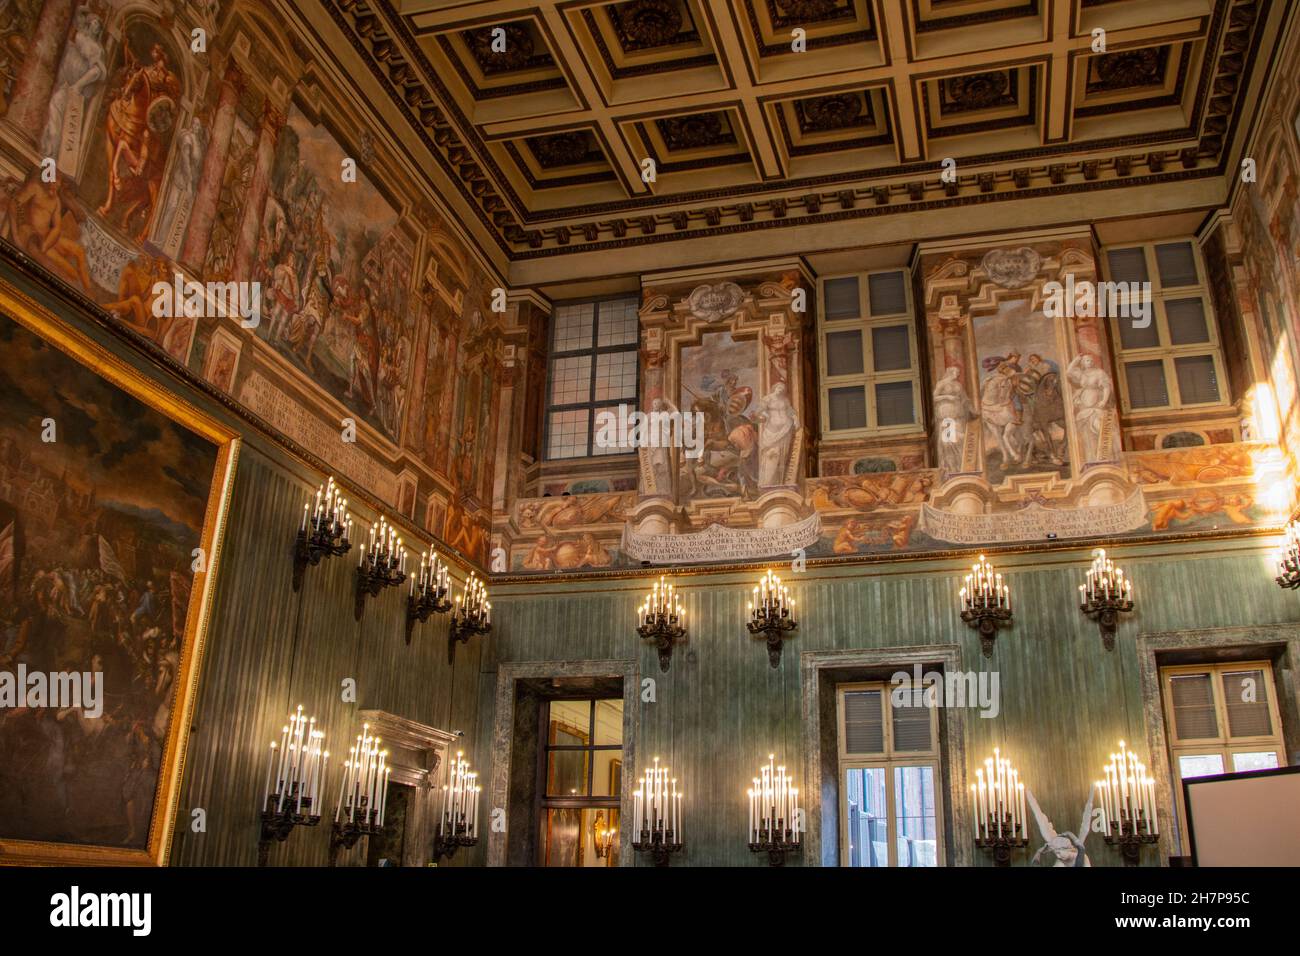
0 288 236 864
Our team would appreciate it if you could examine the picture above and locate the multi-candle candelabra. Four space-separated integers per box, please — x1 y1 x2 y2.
959 554 1012 657
747 569 797 668
593 811 617 861
293 477 351 590
406 546 452 644
329 723 390 865
632 757 682 867
1079 548 1134 651
972 748 1028 866
1275 519 1300 590
1096 740 1160 866
355 515 407 619
448 572 491 664
258 705 328 866
747 754 800 866
637 576 686 673
432 751 480 861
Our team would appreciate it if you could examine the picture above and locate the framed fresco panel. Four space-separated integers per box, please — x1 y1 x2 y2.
0 283 239 865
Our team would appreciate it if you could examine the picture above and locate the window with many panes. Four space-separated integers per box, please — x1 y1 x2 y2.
545 298 640 460
538 698 624 867
1160 662 1287 851
817 270 922 437
1102 240 1228 413
837 682 943 867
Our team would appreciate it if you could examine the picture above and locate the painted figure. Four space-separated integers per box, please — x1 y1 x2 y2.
1067 353 1114 463
980 354 1023 466
40 7 106 161
98 40 181 235
933 366 974 475
755 382 799 487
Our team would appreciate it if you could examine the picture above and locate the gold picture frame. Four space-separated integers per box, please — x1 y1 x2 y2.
0 281 240 866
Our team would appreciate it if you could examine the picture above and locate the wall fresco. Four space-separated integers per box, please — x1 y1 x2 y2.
0 0 501 564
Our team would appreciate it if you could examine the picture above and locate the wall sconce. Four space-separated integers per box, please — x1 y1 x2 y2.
1079 548 1134 651
1096 740 1160 866
1275 519 1300 589
448 572 491 664
355 515 407 620
972 748 1027 867
258 705 327 866
632 757 682 867
746 754 800 866
637 575 686 672
329 723 389 866
959 554 1012 657
593 811 616 860
746 569 797 668
406 546 452 644
293 477 351 591
432 751 480 861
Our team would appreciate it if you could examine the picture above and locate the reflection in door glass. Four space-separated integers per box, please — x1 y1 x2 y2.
894 766 938 867
844 768 887 866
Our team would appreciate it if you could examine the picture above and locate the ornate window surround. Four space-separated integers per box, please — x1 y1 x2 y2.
800 644 971 867
1135 623 1300 862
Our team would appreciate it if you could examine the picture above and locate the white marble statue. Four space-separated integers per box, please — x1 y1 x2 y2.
755 382 799 487
40 8 106 161
155 116 208 246
1026 787 1094 867
1066 353 1115 463
933 366 975 475
647 396 677 498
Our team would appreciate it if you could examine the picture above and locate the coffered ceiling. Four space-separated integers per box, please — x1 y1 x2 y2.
318 0 1282 274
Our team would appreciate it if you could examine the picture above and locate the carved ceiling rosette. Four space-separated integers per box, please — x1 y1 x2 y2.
944 71 1011 112
800 93 863 131
1094 47 1165 90
530 131 591 168
980 247 1043 289
658 112 730 150
615 0 683 47
686 281 746 322
776 0 838 18
465 23 534 72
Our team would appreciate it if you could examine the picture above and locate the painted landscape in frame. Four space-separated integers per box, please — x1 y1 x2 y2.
0 286 237 865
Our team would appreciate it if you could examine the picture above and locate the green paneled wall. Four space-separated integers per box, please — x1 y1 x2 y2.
169 447 487 865
2 263 489 868
481 539 1300 866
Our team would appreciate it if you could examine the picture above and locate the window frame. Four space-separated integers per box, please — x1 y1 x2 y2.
1159 661 1286 851
1100 239 1230 415
536 696 624 866
543 296 640 461
816 270 923 439
835 681 944 867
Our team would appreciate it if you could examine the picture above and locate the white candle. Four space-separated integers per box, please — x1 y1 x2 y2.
262 742 276 810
